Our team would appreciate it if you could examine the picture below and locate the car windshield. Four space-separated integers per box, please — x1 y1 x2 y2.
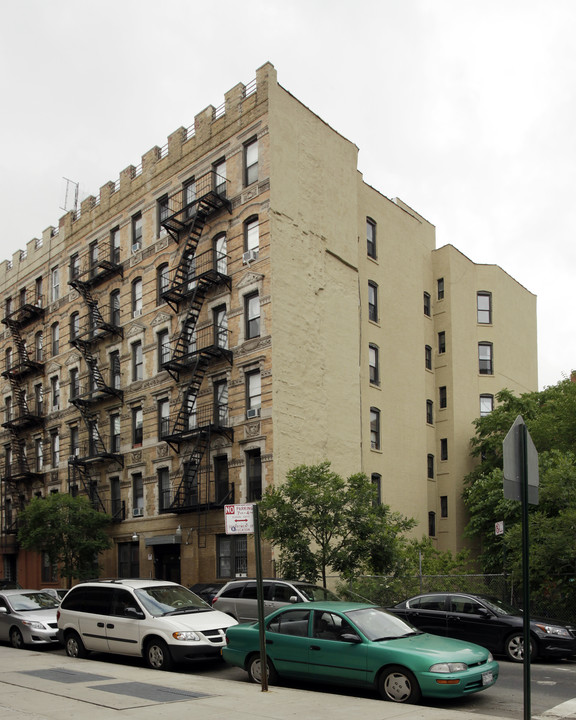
478 595 521 616
135 585 209 616
8 592 59 611
346 606 421 641
297 584 340 602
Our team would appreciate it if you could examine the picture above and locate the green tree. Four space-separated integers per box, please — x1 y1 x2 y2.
258 462 415 587
17 494 113 587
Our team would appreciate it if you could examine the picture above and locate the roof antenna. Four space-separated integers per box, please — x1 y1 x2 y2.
61 177 79 213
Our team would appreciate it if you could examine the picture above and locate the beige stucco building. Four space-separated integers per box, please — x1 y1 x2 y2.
0 62 537 588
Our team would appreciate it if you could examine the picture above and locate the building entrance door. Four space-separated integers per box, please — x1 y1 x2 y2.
153 545 181 584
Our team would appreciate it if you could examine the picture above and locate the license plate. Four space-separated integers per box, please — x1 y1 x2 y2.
482 671 493 685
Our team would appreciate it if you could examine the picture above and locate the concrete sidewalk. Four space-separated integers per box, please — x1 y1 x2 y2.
0 645 572 720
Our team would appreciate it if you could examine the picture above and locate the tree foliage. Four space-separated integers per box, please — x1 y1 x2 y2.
463 379 576 611
17 494 113 587
258 462 415 586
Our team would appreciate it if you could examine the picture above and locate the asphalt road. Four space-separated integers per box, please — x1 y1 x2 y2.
41 644 576 718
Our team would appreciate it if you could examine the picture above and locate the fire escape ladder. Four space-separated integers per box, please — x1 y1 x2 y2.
162 283 209 381
164 354 211 451
67 460 106 513
162 213 208 312
71 408 123 468
169 427 211 514
69 279 123 345
1 319 43 380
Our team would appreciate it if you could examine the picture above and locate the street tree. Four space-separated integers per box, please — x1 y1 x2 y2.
17 493 112 587
258 461 415 587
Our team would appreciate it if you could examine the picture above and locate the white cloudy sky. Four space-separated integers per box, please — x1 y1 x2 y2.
1 0 574 389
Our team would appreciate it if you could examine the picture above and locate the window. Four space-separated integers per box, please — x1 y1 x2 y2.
132 473 144 516
34 331 43 361
480 394 494 416
479 342 493 375
51 376 60 411
369 344 379 385
157 263 169 304
35 437 43 472
245 293 260 339
70 425 79 458
132 212 143 252
132 341 143 381
477 291 492 324
437 278 445 300
132 407 143 446
5 395 12 422
425 345 432 370
213 158 227 196
34 383 43 415
70 312 79 341
370 407 380 450
438 331 446 354
89 241 98 271
439 386 447 409
424 292 431 316
440 438 448 461
111 476 122 519
427 454 434 479
246 448 262 501
158 398 170 439
371 473 382 505
69 253 80 281
214 305 228 349
217 535 248 578
214 455 229 504
157 329 170 369
244 137 258 186
35 276 43 305
244 216 259 253
132 278 143 318
51 322 59 356
51 266 60 301
110 290 121 326
428 511 436 537
69 368 79 400
246 371 261 414
213 379 228 425
183 177 196 217
110 350 121 389
440 495 448 518
19 286 27 308
426 399 433 424
368 282 378 322
214 232 227 274
157 194 169 236
118 542 139 578
158 467 170 512
50 429 59 467
366 218 376 258
110 226 121 263
110 413 120 453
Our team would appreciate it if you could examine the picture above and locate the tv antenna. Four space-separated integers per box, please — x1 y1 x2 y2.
61 177 79 213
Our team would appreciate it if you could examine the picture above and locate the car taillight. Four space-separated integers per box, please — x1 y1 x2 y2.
212 597 218 605
56 609 60 621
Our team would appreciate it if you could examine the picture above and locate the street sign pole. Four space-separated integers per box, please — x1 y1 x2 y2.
519 422 531 720
253 504 268 692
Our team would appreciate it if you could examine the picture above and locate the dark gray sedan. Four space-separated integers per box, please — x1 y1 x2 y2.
0 589 60 648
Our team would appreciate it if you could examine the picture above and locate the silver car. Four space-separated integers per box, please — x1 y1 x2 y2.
0 589 60 648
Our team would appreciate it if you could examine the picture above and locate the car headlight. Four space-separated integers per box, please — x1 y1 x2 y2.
535 623 571 638
429 662 468 673
22 620 47 631
172 631 201 641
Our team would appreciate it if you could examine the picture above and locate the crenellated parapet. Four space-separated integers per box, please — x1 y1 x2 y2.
1 62 276 275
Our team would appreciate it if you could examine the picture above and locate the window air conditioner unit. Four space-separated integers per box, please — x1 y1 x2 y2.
133 309 142 318
132 507 144 517
246 407 261 419
132 243 142 254
242 249 259 264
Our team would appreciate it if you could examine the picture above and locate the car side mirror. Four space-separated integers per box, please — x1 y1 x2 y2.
124 607 145 619
477 607 490 617
289 595 299 604
0 607 7 614
340 633 362 643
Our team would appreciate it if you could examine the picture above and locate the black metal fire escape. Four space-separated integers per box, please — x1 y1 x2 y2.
1 295 45 548
159 170 234 534
67 241 124 517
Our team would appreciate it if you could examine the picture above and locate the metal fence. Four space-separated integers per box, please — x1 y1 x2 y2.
339 573 576 624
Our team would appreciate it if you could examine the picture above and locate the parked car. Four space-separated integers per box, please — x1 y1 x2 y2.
189 583 225 604
223 601 499 704
41 588 69 602
388 592 576 662
57 578 237 670
0 589 60 649
212 578 340 622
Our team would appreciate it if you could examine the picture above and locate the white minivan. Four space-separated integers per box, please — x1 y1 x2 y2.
57 578 237 670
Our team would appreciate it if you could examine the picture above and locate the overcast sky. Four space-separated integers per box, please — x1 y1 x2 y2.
1 0 573 389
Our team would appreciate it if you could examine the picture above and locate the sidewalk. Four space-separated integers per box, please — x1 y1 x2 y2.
0 644 571 720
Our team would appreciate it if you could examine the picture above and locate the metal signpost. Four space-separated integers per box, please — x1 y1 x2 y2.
503 415 539 720
224 503 268 692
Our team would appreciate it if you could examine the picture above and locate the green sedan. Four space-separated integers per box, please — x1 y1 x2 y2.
222 601 499 704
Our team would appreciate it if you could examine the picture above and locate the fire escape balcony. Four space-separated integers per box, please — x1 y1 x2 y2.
161 402 233 449
1 401 44 431
2 295 45 329
69 241 123 289
2 352 44 381
161 247 231 309
69 437 124 468
161 324 232 378
3 459 43 483
70 316 123 351
160 170 231 244
70 381 123 407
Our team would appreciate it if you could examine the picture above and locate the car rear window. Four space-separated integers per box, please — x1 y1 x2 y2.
410 595 447 611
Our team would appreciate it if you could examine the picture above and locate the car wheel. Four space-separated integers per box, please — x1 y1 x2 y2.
247 653 279 685
65 631 88 659
145 638 174 671
379 665 421 704
505 632 536 663
10 627 24 649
